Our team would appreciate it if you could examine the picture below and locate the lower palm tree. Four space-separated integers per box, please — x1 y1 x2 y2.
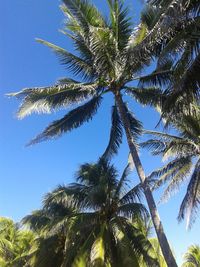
23 159 158 267
141 109 200 228
182 245 200 267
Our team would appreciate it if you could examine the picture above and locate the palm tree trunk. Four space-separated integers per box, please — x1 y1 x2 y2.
114 91 178 267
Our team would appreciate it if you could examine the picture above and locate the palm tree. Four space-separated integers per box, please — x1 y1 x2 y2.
182 245 200 267
141 109 200 228
23 159 158 266
0 217 35 267
9 1 177 265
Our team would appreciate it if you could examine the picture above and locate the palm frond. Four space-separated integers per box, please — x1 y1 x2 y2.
107 0 132 50
138 66 172 89
118 203 149 220
114 164 130 199
90 226 105 267
140 139 166 156
22 210 51 232
142 130 199 159
178 159 200 228
37 39 96 79
149 157 192 187
8 81 99 119
182 244 200 267
160 159 193 203
126 87 165 108
63 0 105 31
119 183 144 204
89 26 117 78
102 105 123 160
27 95 102 145
123 102 143 140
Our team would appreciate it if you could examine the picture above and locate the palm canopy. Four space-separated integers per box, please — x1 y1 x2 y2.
182 245 200 267
23 159 158 267
141 109 200 228
8 0 163 151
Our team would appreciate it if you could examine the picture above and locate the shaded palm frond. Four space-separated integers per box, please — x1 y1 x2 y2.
126 87 165 108
123 102 143 140
114 163 130 199
27 96 102 145
102 105 123 160
138 69 172 89
118 203 149 220
22 211 51 232
119 183 144 204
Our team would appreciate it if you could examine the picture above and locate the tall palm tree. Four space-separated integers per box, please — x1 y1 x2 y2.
182 245 200 267
141 109 200 228
23 159 158 267
0 217 35 267
9 1 177 265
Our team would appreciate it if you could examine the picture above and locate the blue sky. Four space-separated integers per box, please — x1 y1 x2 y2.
0 0 199 265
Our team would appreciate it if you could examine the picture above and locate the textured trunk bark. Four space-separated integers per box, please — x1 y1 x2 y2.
115 92 178 267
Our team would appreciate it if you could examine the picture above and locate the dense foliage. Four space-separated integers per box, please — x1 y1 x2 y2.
0 217 34 267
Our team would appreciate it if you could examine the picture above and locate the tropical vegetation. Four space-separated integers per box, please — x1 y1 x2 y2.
8 0 184 264
182 245 200 267
0 217 35 267
6 0 200 266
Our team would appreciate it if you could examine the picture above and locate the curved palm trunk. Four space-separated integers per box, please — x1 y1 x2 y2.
114 92 178 267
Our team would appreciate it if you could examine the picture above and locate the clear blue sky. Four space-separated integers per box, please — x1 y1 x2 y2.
0 0 199 265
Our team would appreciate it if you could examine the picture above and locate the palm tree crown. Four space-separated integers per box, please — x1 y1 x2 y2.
10 0 147 151
23 159 158 267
